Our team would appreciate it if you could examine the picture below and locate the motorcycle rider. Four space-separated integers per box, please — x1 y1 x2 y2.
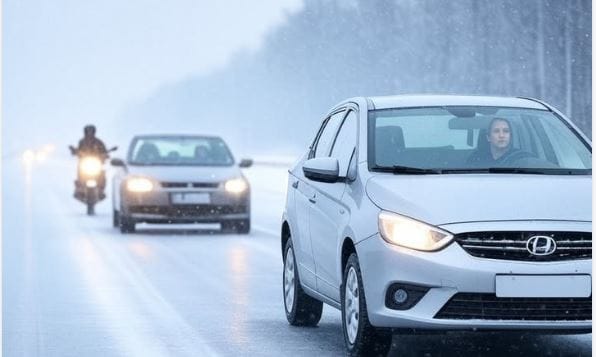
70 125 109 199
75 125 108 158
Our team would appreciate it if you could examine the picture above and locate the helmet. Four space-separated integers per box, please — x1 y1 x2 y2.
84 125 96 136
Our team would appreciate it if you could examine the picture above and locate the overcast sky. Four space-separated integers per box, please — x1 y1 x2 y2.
3 0 303 153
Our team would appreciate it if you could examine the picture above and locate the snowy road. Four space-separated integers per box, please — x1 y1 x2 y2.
2 157 591 356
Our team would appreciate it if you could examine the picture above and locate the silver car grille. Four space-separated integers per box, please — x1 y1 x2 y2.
454 231 592 261
160 182 220 189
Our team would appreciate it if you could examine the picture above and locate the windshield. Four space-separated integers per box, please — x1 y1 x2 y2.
368 106 591 174
128 136 235 166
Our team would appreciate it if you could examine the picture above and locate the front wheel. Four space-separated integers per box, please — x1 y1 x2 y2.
283 238 323 326
112 209 120 227
342 253 392 356
119 212 135 233
86 202 95 216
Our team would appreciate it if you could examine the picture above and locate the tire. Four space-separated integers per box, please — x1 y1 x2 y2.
342 253 392 356
119 213 136 234
221 219 250 234
86 202 95 216
283 238 323 326
86 186 98 216
112 209 120 227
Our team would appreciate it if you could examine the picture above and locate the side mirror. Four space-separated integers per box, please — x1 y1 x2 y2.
110 158 126 167
303 157 339 183
239 158 253 168
109 146 118 152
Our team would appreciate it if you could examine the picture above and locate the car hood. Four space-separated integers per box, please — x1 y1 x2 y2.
126 165 242 183
365 174 592 226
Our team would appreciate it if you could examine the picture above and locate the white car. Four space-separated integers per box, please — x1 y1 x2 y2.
111 135 252 234
281 95 592 356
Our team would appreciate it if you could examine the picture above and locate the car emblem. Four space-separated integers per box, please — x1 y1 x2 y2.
526 235 557 256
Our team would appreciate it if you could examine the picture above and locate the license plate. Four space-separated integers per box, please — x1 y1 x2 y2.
170 193 210 204
495 275 591 298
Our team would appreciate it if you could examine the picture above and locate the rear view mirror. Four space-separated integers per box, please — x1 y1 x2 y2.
303 157 339 183
239 158 253 168
110 158 126 167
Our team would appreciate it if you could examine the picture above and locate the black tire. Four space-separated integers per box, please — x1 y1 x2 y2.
86 186 98 215
119 213 136 234
221 219 250 234
283 238 323 326
112 209 120 227
342 253 392 356
86 202 95 216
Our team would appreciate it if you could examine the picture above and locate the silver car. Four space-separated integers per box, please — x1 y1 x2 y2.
281 95 592 356
111 135 252 234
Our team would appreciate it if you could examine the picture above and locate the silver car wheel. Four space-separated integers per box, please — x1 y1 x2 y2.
284 247 295 313
345 266 359 344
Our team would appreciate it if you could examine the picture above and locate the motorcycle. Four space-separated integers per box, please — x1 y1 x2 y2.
69 146 118 215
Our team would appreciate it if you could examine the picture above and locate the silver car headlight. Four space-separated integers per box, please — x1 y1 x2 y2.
126 177 154 193
224 178 248 193
378 211 453 251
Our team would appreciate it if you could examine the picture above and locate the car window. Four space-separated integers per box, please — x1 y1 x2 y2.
129 137 234 166
369 106 591 172
313 111 345 158
330 110 357 177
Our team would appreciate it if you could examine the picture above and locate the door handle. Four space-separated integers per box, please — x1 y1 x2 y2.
308 193 317 204
292 181 299 189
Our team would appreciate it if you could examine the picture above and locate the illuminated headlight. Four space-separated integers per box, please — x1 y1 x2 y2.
126 177 154 192
224 178 248 193
378 211 453 251
22 149 35 165
86 180 98 188
80 157 102 176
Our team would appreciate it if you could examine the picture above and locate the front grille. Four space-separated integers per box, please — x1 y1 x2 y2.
160 182 220 189
455 231 591 261
435 293 592 321
129 205 247 217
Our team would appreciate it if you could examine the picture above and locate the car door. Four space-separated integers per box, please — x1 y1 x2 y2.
289 153 318 289
308 109 358 301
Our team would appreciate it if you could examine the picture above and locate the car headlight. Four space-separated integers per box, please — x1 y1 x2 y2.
224 178 248 193
80 157 102 176
126 177 154 193
378 211 453 251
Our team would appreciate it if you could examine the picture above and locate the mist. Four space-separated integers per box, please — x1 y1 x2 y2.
120 0 591 157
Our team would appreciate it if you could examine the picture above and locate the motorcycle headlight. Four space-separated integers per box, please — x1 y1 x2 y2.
224 178 248 193
378 211 453 251
80 157 102 176
126 177 154 193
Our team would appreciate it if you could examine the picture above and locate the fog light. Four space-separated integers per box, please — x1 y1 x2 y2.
393 289 408 304
385 283 430 310
86 180 98 188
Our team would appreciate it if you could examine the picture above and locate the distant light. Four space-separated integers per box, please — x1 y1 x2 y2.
35 150 48 162
42 144 55 153
22 150 35 165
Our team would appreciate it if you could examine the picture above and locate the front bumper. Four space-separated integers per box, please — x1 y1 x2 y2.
121 187 250 223
357 232 592 331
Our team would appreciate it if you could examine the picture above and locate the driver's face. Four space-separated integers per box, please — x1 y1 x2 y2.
488 120 511 150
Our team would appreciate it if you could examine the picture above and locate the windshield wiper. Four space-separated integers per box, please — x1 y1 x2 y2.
486 167 592 175
372 165 443 174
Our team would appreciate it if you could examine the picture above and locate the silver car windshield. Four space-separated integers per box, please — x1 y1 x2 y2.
369 106 592 174
128 136 234 166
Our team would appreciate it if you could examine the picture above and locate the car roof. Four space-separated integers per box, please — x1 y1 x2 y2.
132 134 224 140
364 95 548 110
